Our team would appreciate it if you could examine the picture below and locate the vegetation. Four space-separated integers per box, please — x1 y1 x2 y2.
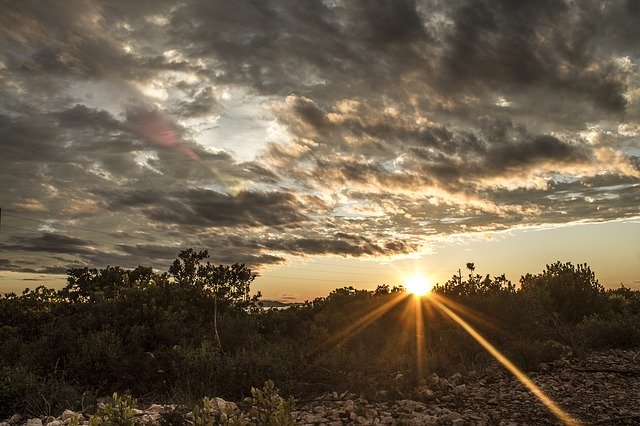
1 251 639 418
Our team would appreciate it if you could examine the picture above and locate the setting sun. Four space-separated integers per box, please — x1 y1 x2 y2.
404 274 433 297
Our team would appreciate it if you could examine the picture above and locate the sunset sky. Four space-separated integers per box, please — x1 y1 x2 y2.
1 0 639 300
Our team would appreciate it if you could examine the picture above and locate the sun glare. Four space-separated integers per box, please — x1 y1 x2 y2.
404 274 433 296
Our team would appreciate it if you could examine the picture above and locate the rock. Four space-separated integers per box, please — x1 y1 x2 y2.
0 422 10 426
45 422 62 426
439 411 463 422
364 408 377 419
25 420 42 426
416 386 435 399
426 373 440 388
60 411 77 422
438 378 451 390
379 415 394 424
342 400 357 412
449 373 462 384
8 414 22 425
453 384 467 394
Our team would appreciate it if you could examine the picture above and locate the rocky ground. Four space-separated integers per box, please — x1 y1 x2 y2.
3 349 640 425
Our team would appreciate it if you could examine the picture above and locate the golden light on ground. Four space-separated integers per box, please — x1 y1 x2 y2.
404 273 433 296
429 294 582 426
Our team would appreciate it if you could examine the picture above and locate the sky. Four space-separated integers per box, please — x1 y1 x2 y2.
0 0 639 301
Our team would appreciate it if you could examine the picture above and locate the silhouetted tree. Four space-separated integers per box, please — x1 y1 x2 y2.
169 249 258 351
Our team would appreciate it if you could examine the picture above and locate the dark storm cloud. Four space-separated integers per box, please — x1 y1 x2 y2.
167 0 435 98
441 0 627 112
53 105 123 131
1 233 94 255
143 189 315 228
0 1 191 82
261 234 418 258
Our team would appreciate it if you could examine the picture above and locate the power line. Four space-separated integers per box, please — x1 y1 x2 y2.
0 224 239 266
2 224 391 284
272 266 391 277
257 274 387 285
1 223 394 281
1 210 397 271
1 210 157 243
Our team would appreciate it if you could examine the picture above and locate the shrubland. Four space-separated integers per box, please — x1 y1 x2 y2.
1 251 639 417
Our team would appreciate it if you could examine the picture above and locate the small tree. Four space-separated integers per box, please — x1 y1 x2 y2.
520 261 604 324
169 249 259 351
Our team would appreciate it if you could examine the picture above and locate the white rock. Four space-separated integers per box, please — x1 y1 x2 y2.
60 411 77 422
25 419 42 426
146 404 165 413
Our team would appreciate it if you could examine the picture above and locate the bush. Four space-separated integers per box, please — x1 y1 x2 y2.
577 314 640 349
520 262 605 324
1 256 639 417
89 393 138 426
504 339 565 371
0 366 80 417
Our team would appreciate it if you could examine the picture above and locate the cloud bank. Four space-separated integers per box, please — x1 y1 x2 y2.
1 0 638 274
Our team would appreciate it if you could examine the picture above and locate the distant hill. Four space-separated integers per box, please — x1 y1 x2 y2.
259 300 301 308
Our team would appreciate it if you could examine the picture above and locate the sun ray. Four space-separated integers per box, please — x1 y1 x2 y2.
309 292 409 356
434 294 509 335
429 294 582 426
414 296 425 380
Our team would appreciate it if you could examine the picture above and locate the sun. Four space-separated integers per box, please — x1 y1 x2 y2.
404 274 433 297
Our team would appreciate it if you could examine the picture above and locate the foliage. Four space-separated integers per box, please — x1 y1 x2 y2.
520 262 604 323
1 254 639 417
190 381 294 426
243 380 295 425
88 393 138 426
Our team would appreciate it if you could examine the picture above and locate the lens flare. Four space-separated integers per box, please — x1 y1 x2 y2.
429 295 581 426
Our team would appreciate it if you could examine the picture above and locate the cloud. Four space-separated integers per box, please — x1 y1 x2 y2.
0 0 639 277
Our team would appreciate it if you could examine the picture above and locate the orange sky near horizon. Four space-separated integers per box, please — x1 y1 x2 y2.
2 220 638 302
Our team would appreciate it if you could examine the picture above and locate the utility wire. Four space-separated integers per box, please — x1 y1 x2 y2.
1 210 395 271
1 210 157 243
1 223 393 283
0 225 238 266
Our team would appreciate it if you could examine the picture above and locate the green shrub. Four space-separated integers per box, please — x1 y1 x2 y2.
89 393 138 426
0 366 80 417
243 380 295 426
